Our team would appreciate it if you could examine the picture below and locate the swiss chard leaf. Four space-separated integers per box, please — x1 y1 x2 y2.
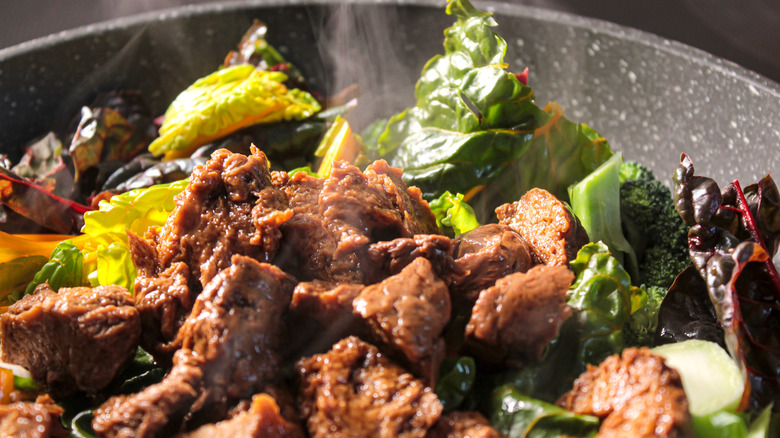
24 240 84 295
430 191 480 236
654 266 725 348
487 386 599 438
0 166 91 234
69 107 148 183
81 179 187 289
673 154 780 412
435 356 476 413
0 255 47 305
374 0 611 207
486 242 645 403
148 65 321 160
567 242 645 366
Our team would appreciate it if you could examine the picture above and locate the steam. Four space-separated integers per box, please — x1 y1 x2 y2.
310 2 420 129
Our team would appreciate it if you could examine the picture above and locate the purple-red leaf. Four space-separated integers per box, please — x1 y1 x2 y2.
673 153 780 411
0 167 92 234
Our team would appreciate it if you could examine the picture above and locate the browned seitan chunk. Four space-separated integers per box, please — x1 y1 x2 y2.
177 394 304 438
132 147 289 360
0 395 67 438
274 160 438 284
0 284 140 398
366 234 461 285
464 265 573 368
353 258 451 383
496 188 588 266
450 224 535 305
93 256 295 437
426 411 501 438
557 347 692 438
297 336 442 438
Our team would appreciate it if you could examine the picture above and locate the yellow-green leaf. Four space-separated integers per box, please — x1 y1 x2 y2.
149 65 321 160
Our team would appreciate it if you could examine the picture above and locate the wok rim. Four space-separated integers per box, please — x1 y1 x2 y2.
1 0 778 99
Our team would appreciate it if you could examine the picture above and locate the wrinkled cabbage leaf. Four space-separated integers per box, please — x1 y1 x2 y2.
373 0 611 209
487 386 599 438
81 179 188 290
148 65 321 160
430 191 480 236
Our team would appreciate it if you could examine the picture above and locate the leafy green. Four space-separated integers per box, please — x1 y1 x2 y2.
372 0 611 208
149 65 321 160
673 154 780 411
567 242 645 366
429 191 480 236
484 242 646 403
288 166 319 177
623 285 665 347
0 255 47 305
487 386 599 438
435 356 476 413
619 160 689 289
59 347 166 437
568 153 638 280
81 179 188 290
13 375 38 392
24 240 84 295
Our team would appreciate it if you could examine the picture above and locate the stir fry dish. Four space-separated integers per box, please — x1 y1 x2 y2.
0 0 778 437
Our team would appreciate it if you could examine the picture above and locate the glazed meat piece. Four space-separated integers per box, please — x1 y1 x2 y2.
450 224 534 304
464 265 573 368
426 411 501 438
132 147 289 359
286 281 365 358
557 348 692 438
495 188 588 266
297 336 442 438
0 395 66 438
353 258 451 383
93 256 295 437
275 160 438 283
0 284 140 398
177 394 304 438
93 352 204 438
366 234 461 285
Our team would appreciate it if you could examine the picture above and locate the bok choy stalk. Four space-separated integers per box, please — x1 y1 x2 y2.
371 0 612 211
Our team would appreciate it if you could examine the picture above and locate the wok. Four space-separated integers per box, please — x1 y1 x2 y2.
0 0 777 184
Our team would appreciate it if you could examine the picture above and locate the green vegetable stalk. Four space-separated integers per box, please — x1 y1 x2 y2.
568 153 638 280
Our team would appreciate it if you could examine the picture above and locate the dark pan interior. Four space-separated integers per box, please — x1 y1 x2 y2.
0 0 778 183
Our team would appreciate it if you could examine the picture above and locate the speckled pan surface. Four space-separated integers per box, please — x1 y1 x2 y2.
0 0 777 183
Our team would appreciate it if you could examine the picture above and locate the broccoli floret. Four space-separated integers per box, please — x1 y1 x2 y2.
619 161 690 290
619 160 655 183
624 285 666 347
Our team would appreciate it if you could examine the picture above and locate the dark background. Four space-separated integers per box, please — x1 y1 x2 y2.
1 0 779 83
